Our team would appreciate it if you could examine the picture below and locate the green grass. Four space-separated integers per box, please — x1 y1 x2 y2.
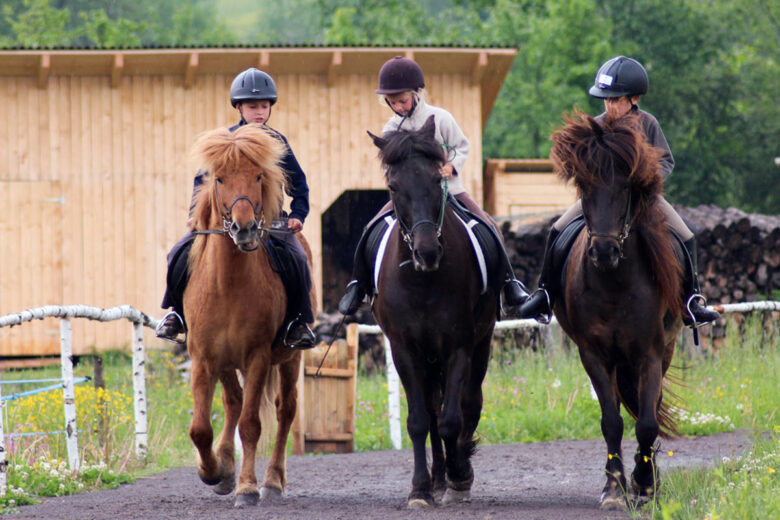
1 314 777 513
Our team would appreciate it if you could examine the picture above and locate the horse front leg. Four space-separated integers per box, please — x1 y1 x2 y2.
394 353 435 508
631 356 663 502
260 355 300 502
211 369 243 495
580 349 626 510
439 349 473 504
233 357 271 507
189 358 221 486
427 386 446 502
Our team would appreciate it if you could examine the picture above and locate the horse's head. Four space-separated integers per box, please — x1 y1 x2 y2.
551 112 664 271
190 124 286 252
369 116 447 272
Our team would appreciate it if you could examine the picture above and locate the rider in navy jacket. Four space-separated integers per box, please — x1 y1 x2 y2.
157 68 316 349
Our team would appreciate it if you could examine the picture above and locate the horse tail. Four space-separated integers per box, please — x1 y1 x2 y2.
615 366 679 439
257 365 279 456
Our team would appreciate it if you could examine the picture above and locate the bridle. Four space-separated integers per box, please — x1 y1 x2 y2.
192 180 287 240
396 178 449 251
583 185 633 258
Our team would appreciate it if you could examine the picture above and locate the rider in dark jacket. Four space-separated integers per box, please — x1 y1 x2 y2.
519 56 720 327
156 68 316 348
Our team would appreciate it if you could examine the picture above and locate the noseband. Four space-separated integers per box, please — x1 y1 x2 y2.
193 181 265 238
397 178 449 251
584 186 633 258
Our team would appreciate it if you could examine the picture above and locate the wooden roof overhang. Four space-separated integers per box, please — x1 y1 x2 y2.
0 47 516 128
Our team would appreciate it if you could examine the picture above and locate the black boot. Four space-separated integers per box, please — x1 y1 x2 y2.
338 280 366 316
155 310 186 344
519 228 560 323
502 275 530 307
682 238 720 325
284 318 316 349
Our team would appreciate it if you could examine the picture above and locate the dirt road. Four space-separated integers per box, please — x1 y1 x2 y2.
10 431 753 520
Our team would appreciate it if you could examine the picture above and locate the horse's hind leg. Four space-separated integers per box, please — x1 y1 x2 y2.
631 356 663 501
212 369 243 495
261 356 300 502
580 350 627 510
189 358 221 486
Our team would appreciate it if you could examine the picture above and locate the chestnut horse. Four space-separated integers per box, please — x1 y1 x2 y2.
184 124 314 507
369 117 499 508
550 112 683 509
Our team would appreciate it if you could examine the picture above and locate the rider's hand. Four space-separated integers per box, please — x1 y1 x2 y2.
439 163 454 178
288 218 303 232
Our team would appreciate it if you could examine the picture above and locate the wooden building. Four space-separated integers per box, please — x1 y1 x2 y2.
483 158 577 220
0 46 516 356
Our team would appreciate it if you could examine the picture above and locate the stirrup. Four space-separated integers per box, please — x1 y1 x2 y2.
155 311 186 345
685 294 719 327
284 320 316 350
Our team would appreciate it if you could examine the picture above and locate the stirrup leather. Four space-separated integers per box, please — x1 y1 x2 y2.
155 311 186 345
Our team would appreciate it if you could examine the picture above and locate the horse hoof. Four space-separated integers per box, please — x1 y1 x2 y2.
599 492 626 511
213 473 236 495
407 498 433 509
432 485 446 504
442 488 471 505
234 491 259 507
260 486 284 503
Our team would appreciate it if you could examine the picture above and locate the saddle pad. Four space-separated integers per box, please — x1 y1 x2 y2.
369 202 501 295
553 216 586 305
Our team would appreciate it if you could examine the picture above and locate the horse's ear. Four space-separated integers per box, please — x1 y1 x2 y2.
589 115 605 140
367 130 386 150
421 115 436 140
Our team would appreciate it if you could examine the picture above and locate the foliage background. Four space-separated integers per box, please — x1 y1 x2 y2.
1 0 777 213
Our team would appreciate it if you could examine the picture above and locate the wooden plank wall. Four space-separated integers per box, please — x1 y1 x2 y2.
484 159 577 220
0 71 483 355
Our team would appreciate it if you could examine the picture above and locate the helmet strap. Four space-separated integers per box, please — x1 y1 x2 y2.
386 90 420 118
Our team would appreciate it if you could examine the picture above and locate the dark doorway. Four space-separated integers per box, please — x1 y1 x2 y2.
321 190 389 313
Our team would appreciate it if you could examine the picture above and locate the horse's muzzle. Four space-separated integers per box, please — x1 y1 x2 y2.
412 239 442 272
588 238 620 271
229 220 261 252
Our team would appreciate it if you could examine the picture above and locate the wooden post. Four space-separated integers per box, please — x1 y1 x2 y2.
131 321 148 459
60 319 80 471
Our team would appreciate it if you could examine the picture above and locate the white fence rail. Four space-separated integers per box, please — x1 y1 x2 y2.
358 301 779 450
0 305 159 494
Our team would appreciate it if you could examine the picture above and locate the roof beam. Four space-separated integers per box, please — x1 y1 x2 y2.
471 52 488 86
184 52 198 89
328 51 342 87
111 53 124 89
37 53 50 89
258 51 270 70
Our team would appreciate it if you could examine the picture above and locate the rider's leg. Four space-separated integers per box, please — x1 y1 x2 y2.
519 200 582 321
156 232 194 344
338 201 394 315
453 193 529 307
659 198 720 325
280 232 317 349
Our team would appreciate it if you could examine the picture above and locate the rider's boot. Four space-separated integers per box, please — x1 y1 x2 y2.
155 309 186 344
682 237 720 326
284 317 317 349
519 228 560 323
338 224 373 316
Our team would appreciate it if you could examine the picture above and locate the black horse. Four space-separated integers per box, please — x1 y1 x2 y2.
550 112 683 509
368 117 499 508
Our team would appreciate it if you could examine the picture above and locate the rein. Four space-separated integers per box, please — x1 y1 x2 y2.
584 187 633 258
397 177 449 250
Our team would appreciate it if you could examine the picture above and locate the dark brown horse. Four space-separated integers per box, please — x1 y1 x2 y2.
369 117 499 508
184 124 315 507
550 112 683 509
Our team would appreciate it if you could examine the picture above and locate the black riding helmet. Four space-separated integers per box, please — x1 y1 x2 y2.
376 56 425 95
588 56 648 98
230 68 277 107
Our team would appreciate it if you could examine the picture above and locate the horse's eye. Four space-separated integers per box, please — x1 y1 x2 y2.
216 177 223 185
388 184 397 193
256 174 262 182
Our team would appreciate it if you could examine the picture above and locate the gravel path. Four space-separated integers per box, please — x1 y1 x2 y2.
9 431 754 520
